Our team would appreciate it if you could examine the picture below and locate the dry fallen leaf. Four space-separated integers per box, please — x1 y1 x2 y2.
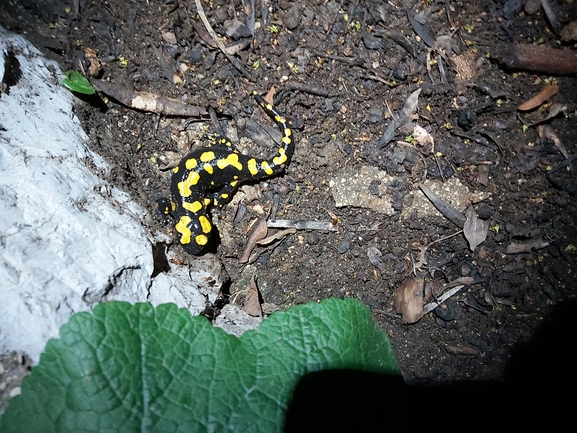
538 125 569 158
84 47 102 77
412 124 435 150
243 276 262 317
239 218 268 263
393 277 424 324
256 228 296 246
463 205 488 251
161 31 177 45
530 103 568 125
367 246 385 271
424 270 446 301
518 84 558 111
506 238 550 254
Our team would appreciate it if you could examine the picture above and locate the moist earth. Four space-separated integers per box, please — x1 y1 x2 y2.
1 0 576 391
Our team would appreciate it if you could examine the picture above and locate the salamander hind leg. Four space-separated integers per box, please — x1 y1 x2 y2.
206 134 237 153
156 197 175 220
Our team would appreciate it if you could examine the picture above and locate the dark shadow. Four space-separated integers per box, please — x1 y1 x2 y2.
71 90 108 112
151 242 170 278
284 299 577 432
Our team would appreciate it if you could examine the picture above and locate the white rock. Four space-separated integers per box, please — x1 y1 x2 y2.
0 28 246 364
0 28 156 363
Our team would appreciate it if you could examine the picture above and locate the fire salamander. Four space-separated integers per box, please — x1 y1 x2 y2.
159 92 294 254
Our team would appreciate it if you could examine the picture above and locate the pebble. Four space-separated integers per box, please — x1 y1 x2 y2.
336 239 351 254
363 33 383 50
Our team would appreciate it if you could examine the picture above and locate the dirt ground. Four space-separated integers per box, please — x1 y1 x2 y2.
2 0 576 391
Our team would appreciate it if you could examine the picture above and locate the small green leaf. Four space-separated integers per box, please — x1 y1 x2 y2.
62 70 95 95
0 299 398 432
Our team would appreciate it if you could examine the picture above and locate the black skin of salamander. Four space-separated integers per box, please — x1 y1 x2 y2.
159 93 294 254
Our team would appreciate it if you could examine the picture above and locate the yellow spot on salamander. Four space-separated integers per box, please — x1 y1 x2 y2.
195 234 208 246
261 161 274 175
275 115 286 123
230 180 239 187
248 158 258 176
178 171 200 197
204 163 213 174
282 136 292 145
198 215 212 233
221 193 229 199
175 216 192 244
173 166 179 174
185 158 198 170
204 198 212 206
273 147 287 166
182 201 203 213
216 153 243 171
200 151 215 162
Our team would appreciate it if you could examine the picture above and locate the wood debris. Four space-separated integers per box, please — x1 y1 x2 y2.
92 79 209 117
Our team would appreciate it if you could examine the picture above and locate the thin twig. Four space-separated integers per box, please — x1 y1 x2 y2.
423 284 466 314
267 219 337 231
428 229 463 247
194 0 252 79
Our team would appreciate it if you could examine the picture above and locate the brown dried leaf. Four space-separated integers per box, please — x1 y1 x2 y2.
447 276 475 288
538 125 569 158
84 47 102 77
256 228 296 246
530 103 568 125
505 238 550 254
243 276 262 317
414 245 428 270
463 205 488 251
263 87 277 106
393 277 424 324
367 246 385 271
429 270 447 299
239 218 268 263
518 84 558 111
161 31 177 45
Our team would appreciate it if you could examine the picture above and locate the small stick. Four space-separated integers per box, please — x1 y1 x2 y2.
92 79 209 117
194 0 252 79
492 43 577 75
283 82 331 97
422 284 466 314
267 219 337 231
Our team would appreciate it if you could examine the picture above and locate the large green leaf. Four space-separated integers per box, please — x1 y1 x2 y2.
0 299 398 432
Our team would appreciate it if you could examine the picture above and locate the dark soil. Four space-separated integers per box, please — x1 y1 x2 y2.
2 0 576 393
